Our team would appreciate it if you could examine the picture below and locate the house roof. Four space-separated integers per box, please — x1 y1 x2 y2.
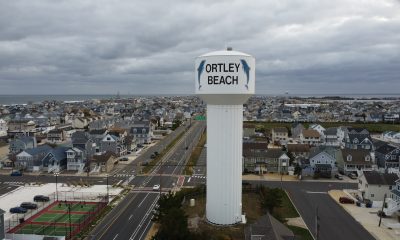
244 213 294 240
243 149 285 159
301 129 320 138
324 127 338 136
91 152 117 163
375 144 398 155
309 146 337 159
23 145 53 156
272 127 288 133
243 142 268 151
340 149 371 164
363 171 398 185
89 129 107 135
287 144 310 153
348 133 372 143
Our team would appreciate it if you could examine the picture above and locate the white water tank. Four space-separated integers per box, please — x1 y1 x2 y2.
195 48 255 225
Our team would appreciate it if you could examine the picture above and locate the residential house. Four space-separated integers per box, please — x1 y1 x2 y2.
300 129 320 146
375 144 400 169
72 117 88 129
243 124 256 139
383 178 400 216
66 147 86 171
291 123 305 139
41 147 69 172
271 127 288 144
71 131 96 159
309 146 338 177
242 142 268 173
58 125 75 141
14 145 53 171
7 119 36 138
0 118 7 137
90 152 117 173
47 129 64 143
343 128 373 151
337 149 376 174
244 149 289 174
131 121 152 144
244 213 295 240
309 124 326 140
324 127 340 146
358 171 398 202
287 144 310 158
9 136 37 154
100 134 127 156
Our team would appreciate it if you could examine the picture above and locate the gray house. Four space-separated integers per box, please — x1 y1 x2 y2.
15 145 53 171
9 136 37 154
375 144 400 169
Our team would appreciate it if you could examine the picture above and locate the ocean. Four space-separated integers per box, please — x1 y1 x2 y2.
0 93 399 105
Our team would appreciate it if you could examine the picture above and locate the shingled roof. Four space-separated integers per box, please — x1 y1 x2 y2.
363 171 398 185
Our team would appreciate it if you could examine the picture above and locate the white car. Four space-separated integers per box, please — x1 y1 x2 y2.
153 184 160 191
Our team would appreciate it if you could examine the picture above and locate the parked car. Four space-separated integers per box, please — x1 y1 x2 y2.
334 174 343 180
20 202 38 210
150 154 156 159
339 197 355 204
33 195 50 202
10 207 27 214
348 173 357 179
120 157 129 161
153 184 160 191
10 170 22 176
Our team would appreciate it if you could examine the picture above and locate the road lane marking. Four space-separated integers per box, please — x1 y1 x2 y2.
129 214 133 220
113 234 119 240
130 195 159 240
138 193 150 208
306 191 327 194
187 177 191 183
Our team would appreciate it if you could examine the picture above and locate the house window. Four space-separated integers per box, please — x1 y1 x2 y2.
347 155 352 161
370 194 374 198
365 156 370 161
389 186 392 190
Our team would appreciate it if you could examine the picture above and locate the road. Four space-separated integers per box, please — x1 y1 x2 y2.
247 181 375 240
90 121 206 240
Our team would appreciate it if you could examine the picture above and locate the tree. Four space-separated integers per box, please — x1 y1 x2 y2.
153 208 190 240
294 164 302 176
258 185 283 214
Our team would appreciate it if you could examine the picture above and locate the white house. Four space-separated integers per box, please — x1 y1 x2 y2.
0 118 7 137
66 147 86 171
72 117 88 129
309 124 326 139
384 178 400 216
358 171 398 202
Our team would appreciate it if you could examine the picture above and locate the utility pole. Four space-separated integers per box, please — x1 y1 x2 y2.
379 194 387 227
315 206 320 240
54 172 59 202
106 174 109 203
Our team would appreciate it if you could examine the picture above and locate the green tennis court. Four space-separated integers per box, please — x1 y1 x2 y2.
49 202 97 212
9 200 107 238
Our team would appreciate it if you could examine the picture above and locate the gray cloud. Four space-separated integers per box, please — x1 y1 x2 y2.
0 0 399 95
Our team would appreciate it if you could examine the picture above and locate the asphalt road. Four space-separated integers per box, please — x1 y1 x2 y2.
247 181 375 240
90 121 206 240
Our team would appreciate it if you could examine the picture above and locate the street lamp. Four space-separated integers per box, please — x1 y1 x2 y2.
54 172 59 201
106 174 109 202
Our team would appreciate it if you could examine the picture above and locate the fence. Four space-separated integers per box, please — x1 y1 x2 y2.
4 191 108 237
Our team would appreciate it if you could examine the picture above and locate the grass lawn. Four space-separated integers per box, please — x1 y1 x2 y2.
182 188 311 240
247 121 400 133
275 190 300 218
288 225 314 240
33 213 86 224
183 130 206 175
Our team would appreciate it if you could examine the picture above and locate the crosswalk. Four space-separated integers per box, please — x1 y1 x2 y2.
113 174 135 178
192 175 206 179
1 181 25 186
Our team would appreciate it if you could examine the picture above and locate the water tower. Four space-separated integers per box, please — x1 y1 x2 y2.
195 48 255 225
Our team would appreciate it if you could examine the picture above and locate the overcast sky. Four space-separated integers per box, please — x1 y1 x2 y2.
0 0 399 95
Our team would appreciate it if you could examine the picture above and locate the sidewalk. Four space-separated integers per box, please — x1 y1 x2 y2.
328 190 400 240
